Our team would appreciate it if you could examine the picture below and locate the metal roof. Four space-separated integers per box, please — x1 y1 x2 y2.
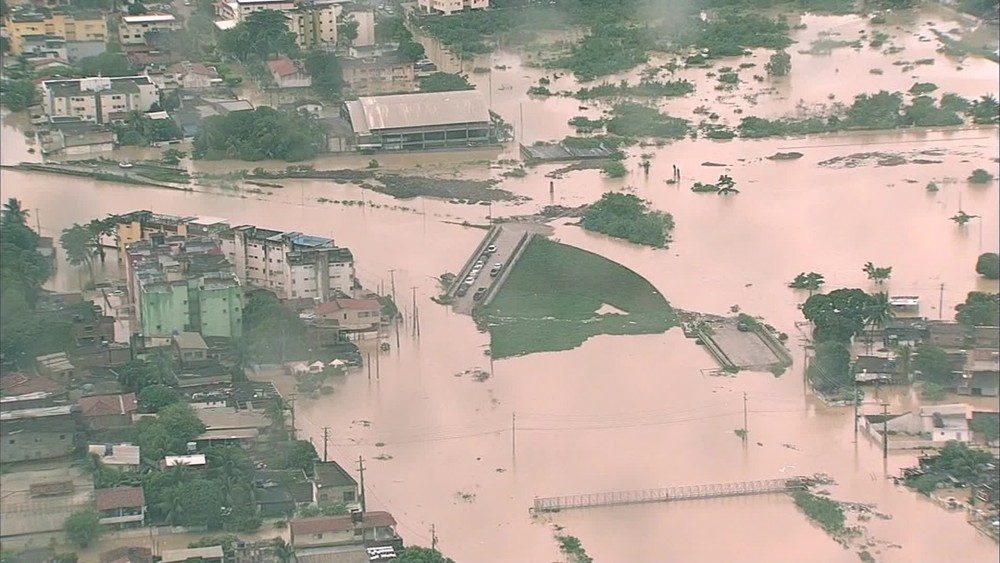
346 90 490 134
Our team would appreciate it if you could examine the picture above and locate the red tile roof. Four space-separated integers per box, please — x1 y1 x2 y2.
78 393 137 417
0 372 63 396
267 57 298 77
291 511 397 535
315 299 382 315
95 487 146 510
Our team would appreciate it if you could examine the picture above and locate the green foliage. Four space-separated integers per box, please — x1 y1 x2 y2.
113 112 183 146
0 79 38 111
582 192 674 248
568 116 606 130
78 52 134 77
396 546 456 563
601 161 627 178
476 237 676 358
136 403 206 460
976 253 1000 280
906 442 996 495
862 261 892 284
337 17 360 48
909 82 939 95
418 72 474 93
968 168 995 184
792 491 845 534
968 94 999 125
285 440 319 474
574 79 695 100
304 51 344 99
807 341 852 393
801 289 873 343
220 10 298 62
697 13 791 58
64 509 101 548
242 291 309 363
552 25 655 81
765 51 791 76
193 107 326 162
555 533 593 563
971 415 999 442
606 103 689 139
955 292 999 326
161 148 187 166
397 39 426 63
788 272 825 291
958 0 1000 19
903 96 964 127
137 384 181 413
913 345 955 385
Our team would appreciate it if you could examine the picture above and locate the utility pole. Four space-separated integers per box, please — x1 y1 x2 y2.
742 392 748 442
511 412 517 462
288 396 297 440
322 427 330 462
519 103 524 144
431 524 438 552
389 270 398 323
938 283 944 320
35 208 41 235
367 352 372 380
411 287 419 337
853 375 859 442
357 456 367 514
882 403 890 460
375 346 380 380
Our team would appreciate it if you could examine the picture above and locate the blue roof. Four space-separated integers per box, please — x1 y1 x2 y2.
290 234 332 247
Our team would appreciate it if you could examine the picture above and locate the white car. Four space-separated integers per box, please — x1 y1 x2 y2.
486 245 497 253
464 276 475 285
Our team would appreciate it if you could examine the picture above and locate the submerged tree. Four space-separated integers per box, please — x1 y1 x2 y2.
789 272 826 293
951 210 979 226
862 262 892 284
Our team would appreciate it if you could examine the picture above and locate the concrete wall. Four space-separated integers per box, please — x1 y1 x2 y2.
140 283 189 337
198 283 243 338
1 430 74 463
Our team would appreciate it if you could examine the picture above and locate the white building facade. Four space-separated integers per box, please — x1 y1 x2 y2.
417 0 488 16
119 14 181 45
41 76 159 124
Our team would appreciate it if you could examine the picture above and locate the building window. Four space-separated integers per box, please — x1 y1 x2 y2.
8 439 14 445
60 434 66 440
343 491 355 502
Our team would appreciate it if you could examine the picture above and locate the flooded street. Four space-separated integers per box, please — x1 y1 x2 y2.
2 6 999 562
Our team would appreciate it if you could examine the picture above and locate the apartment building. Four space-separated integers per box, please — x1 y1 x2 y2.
40 76 159 124
3 8 107 54
222 226 355 302
118 14 181 45
341 49 415 95
215 0 345 49
216 0 296 20
417 0 488 16
125 235 243 339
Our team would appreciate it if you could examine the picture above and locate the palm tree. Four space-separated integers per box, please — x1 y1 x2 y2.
159 488 185 526
2 198 29 226
863 292 894 353
60 223 95 285
898 345 913 383
863 262 892 285
951 210 979 226
274 538 295 563
226 338 252 381
717 185 740 195
87 216 118 264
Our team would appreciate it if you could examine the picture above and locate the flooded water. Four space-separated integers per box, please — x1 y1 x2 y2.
2 6 999 562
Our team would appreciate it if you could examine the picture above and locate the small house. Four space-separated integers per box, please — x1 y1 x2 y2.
160 546 223 563
290 511 401 550
268 57 312 89
172 332 209 367
853 355 896 384
256 469 314 503
0 406 78 463
882 318 929 348
314 299 382 334
312 461 358 507
958 348 1000 397
162 454 207 469
95 486 146 528
87 443 141 471
35 352 77 382
99 546 153 563
256 486 295 518
78 393 137 430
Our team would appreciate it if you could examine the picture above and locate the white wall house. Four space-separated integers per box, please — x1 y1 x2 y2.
119 14 181 45
41 76 159 124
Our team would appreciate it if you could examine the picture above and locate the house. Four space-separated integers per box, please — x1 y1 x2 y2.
160 546 223 563
3 8 107 54
38 122 115 156
197 428 260 449
880 319 929 347
118 14 181 46
340 50 415 95
99 546 153 563
888 296 920 317
290 511 402 550
196 406 270 433
958 348 999 396
0 372 66 411
864 404 973 449
417 0 488 16
921 404 972 442
78 393 138 430
41 76 160 125
927 321 1000 350
853 355 897 384
0 406 78 463
35 352 77 382
256 486 295 518
312 461 358 507
166 61 221 90
173 332 210 366
162 454 207 468
88 443 141 471
314 299 382 334
268 57 312 89
256 469 314 503
95 486 146 528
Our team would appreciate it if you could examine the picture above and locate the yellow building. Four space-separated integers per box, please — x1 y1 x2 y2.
3 9 107 54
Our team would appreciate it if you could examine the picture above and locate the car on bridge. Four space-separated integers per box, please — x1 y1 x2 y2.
473 287 488 301
456 284 470 297
489 263 503 277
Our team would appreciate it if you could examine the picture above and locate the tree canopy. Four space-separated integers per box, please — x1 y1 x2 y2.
136 403 206 460
913 345 955 385
955 292 999 326
418 72 474 93
581 192 675 248
219 10 298 62
976 253 999 280
64 509 102 548
396 547 456 563
304 51 344 99
242 290 309 363
193 107 326 161
801 289 873 343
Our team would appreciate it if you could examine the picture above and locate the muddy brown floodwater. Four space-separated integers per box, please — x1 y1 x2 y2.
2 6 999 563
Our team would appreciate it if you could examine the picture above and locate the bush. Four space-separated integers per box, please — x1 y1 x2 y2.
968 168 995 184
582 192 674 248
601 161 627 178
64 509 101 548
765 51 791 76
976 253 1000 279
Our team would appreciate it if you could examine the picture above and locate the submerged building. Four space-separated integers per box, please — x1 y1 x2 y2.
342 90 494 151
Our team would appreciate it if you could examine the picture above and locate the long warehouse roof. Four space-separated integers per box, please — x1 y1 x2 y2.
345 90 490 135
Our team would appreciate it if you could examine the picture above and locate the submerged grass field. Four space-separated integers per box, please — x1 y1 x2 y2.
475 237 677 358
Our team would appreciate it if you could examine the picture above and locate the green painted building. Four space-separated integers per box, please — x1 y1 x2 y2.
139 274 242 339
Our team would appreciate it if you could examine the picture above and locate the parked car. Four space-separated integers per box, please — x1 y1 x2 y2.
489 263 502 277
474 260 485 269
486 245 497 253
456 284 469 297
473 287 488 301
464 276 475 285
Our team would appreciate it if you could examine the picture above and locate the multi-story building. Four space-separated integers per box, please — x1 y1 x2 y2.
417 0 488 16
216 0 296 21
115 211 230 257
3 8 107 54
125 235 243 339
215 0 344 49
341 49 415 95
40 76 159 124
222 226 355 302
118 14 181 45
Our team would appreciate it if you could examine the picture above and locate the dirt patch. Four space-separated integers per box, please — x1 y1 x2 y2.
767 151 804 160
819 150 948 169
545 159 613 177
